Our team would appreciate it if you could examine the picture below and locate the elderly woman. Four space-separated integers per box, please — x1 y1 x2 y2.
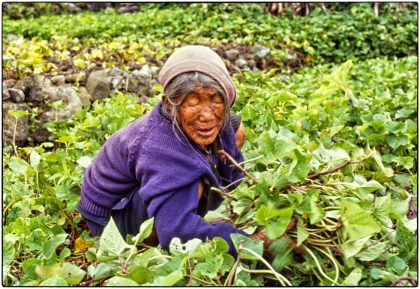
77 45 253 256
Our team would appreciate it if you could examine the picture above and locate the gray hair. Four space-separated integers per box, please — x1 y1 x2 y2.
163 72 231 139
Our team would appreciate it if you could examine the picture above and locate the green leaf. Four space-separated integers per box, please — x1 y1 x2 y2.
29 151 41 170
355 241 386 261
193 255 223 279
389 198 409 220
169 238 202 258
255 204 281 226
370 267 397 282
98 217 131 256
395 221 417 260
296 191 325 224
354 180 384 197
39 276 68 286
8 157 30 176
105 276 139 286
58 247 71 260
212 237 230 254
35 262 85 285
386 256 407 275
124 265 154 285
373 195 392 227
372 151 394 178
143 269 183 286
92 263 115 280
341 267 363 286
341 236 371 259
269 238 293 271
230 233 264 261
386 134 409 149
287 149 311 182
257 130 295 163
76 156 92 168
8 109 29 120
296 218 310 246
266 206 294 239
340 201 381 241
132 217 154 244
42 233 68 259
3 241 15 266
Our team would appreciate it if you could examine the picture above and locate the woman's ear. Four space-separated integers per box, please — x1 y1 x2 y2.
162 95 172 111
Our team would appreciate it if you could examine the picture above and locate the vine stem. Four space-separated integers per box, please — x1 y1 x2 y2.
238 154 264 165
312 246 340 284
303 245 339 285
390 276 418 286
218 150 257 184
186 258 193 286
211 187 236 200
239 246 292 286
12 118 19 156
221 177 247 190
305 152 374 181
224 251 241 286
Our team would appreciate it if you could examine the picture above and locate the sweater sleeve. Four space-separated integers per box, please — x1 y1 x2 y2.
78 124 139 219
148 180 245 256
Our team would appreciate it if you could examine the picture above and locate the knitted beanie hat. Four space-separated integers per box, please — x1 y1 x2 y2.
158 45 237 106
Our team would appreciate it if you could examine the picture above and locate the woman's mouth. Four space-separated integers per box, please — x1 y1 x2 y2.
196 126 217 137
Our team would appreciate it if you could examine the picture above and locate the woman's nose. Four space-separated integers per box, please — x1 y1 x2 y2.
198 104 214 121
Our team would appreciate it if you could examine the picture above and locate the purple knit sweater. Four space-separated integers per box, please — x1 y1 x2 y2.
78 101 245 253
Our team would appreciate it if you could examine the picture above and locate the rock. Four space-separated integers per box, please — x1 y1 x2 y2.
3 89 10 101
235 58 249 69
251 46 270 59
118 5 138 13
5 33 19 41
14 76 35 94
32 75 52 89
9 88 25 103
44 86 83 121
86 70 110 101
150 65 160 76
225 49 240 61
139 95 149 104
3 79 16 89
65 3 81 13
77 87 91 106
33 126 51 143
65 72 87 83
110 75 125 90
248 59 257 69
2 102 30 146
51 75 66 86
28 88 48 102
139 64 151 78
107 68 125 77
126 76 140 92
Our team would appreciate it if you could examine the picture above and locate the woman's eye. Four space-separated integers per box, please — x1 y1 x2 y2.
213 96 224 104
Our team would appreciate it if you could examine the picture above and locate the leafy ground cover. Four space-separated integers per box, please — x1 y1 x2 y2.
3 55 417 286
3 3 418 287
3 3 417 78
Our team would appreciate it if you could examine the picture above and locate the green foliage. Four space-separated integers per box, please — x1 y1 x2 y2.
2 4 417 286
2 3 417 77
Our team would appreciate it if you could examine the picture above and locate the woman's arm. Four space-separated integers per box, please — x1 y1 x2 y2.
147 180 246 256
78 123 140 226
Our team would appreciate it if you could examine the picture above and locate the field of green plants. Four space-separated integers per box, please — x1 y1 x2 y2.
2 3 418 286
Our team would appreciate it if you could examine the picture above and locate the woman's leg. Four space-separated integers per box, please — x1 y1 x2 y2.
111 188 148 238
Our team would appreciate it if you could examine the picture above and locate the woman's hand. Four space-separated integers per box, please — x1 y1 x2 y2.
250 228 273 247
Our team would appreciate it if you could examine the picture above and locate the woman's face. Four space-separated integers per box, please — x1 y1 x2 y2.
178 86 225 146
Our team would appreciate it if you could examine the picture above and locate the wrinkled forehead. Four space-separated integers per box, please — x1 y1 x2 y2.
184 85 220 98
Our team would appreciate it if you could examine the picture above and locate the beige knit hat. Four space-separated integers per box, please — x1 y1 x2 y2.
158 45 236 106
